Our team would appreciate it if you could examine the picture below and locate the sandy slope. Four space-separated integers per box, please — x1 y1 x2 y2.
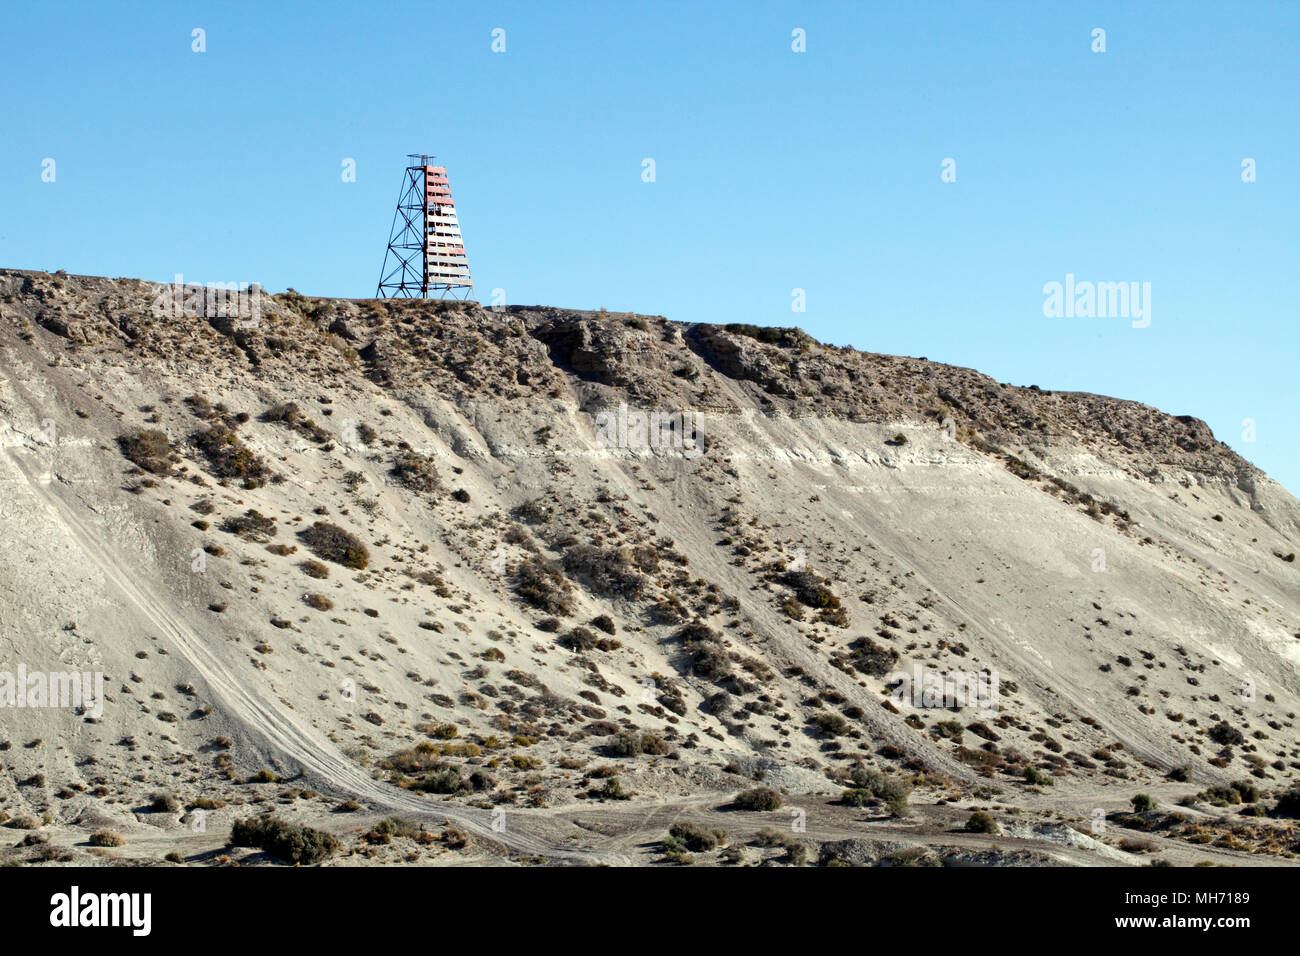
1 268 1297 866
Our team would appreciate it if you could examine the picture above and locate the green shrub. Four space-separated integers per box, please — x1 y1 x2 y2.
840 765 911 816
417 766 468 795
1023 766 1053 786
733 786 782 811
666 822 727 852
229 816 339 865
1131 793 1156 812
965 811 998 834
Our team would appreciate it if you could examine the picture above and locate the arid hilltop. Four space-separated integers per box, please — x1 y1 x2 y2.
1 267 1298 867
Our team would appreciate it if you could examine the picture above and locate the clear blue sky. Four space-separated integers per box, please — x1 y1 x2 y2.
2 1 1296 492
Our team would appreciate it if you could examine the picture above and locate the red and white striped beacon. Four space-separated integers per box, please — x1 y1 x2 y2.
376 154 475 300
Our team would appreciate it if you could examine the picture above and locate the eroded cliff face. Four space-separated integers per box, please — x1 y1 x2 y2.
1 267 1297 865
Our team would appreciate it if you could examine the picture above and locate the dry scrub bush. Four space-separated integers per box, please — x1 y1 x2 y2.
299 521 369 569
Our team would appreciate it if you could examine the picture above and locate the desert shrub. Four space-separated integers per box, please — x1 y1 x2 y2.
417 766 469 795
561 627 597 652
1023 766 1053 786
1229 780 1259 803
89 829 125 847
778 569 841 610
300 559 330 579
229 815 339 865
191 424 271 487
1208 722 1245 746
513 498 553 524
1166 764 1192 782
734 786 782 811
590 614 616 635
373 817 420 839
261 402 329 443
116 428 177 475
1131 793 1156 812
723 324 813 349
676 621 733 681
303 592 333 611
221 509 277 542
608 731 644 757
299 521 369 569
391 453 441 494
514 555 572 615
666 822 727 852
1273 788 1300 818
841 788 875 808
847 636 898 677
811 711 850 737
965 811 998 833
150 791 180 813
934 719 965 742
383 745 442 775
562 544 653 599
164 851 184 863
648 599 686 624
884 847 936 867
841 766 911 816
608 731 670 758
560 626 618 653
594 777 631 800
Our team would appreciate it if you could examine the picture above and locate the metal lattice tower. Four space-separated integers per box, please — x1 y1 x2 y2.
376 154 474 299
